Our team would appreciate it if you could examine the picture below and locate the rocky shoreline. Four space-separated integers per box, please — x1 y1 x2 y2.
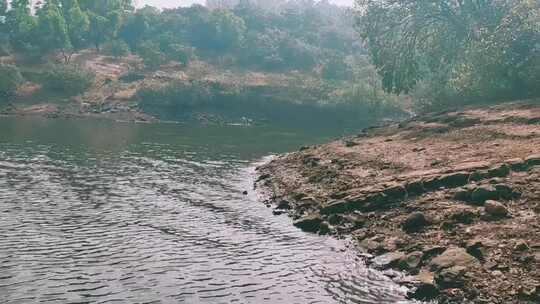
255 100 540 303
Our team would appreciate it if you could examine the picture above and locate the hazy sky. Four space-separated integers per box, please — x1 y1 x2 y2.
138 0 354 9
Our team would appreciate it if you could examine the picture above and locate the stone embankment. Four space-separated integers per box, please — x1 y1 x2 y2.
256 100 540 303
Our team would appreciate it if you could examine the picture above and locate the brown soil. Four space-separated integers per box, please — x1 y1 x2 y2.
256 100 540 303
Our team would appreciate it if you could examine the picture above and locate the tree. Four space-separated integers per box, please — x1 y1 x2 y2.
210 10 247 51
357 0 540 100
0 0 7 17
5 0 38 54
120 6 159 49
104 39 130 58
37 0 72 62
138 41 166 69
64 0 90 52
0 65 24 99
82 0 132 51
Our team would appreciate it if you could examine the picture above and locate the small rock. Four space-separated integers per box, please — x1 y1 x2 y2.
293 215 323 233
242 190 249 195
484 200 509 217
402 212 430 233
344 140 358 147
429 247 478 271
436 266 467 288
514 240 529 252
466 239 486 260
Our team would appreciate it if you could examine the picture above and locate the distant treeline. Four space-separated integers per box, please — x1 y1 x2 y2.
0 0 360 77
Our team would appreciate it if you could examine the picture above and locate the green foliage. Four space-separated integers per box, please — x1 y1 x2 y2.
357 0 540 109
164 44 195 67
210 10 247 51
42 64 94 95
322 56 352 81
104 40 130 58
37 1 72 54
64 1 90 51
5 0 38 53
138 41 166 69
0 42 9 56
0 64 24 98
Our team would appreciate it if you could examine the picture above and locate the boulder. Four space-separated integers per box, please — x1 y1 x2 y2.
435 266 467 288
436 172 470 189
470 185 499 204
429 247 478 271
402 212 430 233
293 215 323 233
276 200 292 210
484 200 509 217
359 237 385 254
372 251 406 269
400 251 424 270
408 271 439 301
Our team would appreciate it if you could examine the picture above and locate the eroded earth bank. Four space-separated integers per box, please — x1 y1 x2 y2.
256 100 540 303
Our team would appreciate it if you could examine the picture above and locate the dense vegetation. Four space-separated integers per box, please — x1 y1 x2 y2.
357 0 540 110
0 0 360 74
0 0 403 122
1 0 536 116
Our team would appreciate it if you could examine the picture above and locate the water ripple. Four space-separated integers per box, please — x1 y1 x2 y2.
0 142 415 304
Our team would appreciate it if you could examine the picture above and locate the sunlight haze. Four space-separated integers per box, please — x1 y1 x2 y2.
138 0 354 8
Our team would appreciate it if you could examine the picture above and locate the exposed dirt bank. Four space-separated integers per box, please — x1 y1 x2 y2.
256 100 540 303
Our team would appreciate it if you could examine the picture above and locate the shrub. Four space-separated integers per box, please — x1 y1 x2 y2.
42 64 94 95
0 64 24 98
0 43 10 57
164 44 195 67
103 40 130 58
138 41 166 69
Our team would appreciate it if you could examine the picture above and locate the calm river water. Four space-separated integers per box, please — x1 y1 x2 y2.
0 117 413 304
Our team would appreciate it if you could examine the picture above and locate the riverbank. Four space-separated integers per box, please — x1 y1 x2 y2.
256 99 540 303
0 51 404 126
